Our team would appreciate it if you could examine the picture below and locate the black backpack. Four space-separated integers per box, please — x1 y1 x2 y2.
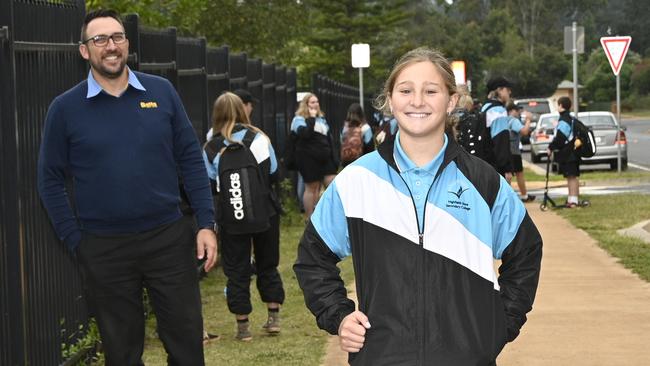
572 118 597 158
456 106 494 164
204 129 270 235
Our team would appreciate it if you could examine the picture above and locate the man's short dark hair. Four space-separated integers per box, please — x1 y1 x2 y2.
558 96 572 110
80 9 124 42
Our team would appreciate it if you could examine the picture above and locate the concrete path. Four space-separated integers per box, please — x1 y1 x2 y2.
321 205 650 365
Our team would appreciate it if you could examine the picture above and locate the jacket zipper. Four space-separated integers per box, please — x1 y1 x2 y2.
396 170 440 366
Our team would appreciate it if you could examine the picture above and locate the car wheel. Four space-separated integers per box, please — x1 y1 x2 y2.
610 159 628 171
531 150 541 163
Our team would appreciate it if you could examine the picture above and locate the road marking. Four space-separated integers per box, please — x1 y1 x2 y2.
629 162 650 172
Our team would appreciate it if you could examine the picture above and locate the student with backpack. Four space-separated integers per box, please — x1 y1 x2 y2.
202 92 285 341
340 103 374 167
483 76 514 182
548 96 582 208
454 93 493 160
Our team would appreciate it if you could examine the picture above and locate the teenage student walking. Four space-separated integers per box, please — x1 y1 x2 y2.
37 9 217 365
294 47 543 366
203 92 285 341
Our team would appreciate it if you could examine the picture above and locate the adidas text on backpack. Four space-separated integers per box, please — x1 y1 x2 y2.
340 125 363 165
204 129 270 235
572 118 597 158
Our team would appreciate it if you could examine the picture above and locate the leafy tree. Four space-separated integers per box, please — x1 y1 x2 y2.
581 47 639 102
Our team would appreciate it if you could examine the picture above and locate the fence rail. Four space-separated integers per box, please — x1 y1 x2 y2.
0 2 368 364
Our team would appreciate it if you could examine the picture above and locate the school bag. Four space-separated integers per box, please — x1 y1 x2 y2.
374 117 396 146
340 125 363 164
571 118 597 158
456 107 494 163
204 129 270 235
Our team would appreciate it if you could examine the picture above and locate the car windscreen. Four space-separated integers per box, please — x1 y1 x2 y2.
517 101 550 114
537 117 557 130
579 115 616 127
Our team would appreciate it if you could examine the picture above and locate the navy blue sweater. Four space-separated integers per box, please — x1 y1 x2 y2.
38 71 214 251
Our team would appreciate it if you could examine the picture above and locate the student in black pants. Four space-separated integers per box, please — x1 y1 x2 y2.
203 92 285 341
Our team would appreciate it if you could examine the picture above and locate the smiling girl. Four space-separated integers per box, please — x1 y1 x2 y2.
294 47 543 366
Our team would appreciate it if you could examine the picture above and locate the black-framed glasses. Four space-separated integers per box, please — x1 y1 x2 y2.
82 32 127 47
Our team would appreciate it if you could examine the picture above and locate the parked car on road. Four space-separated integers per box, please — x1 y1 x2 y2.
529 113 557 163
530 111 627 170
514 98 556 144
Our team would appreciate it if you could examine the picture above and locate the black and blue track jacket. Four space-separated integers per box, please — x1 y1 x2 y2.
294 133 542 366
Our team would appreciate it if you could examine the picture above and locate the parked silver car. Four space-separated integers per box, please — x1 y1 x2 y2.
529 113 557 163
514 98 556 144
529 111 627 170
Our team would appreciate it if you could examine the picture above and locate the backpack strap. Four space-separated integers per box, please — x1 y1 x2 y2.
241 128 257 148
204 138 222 162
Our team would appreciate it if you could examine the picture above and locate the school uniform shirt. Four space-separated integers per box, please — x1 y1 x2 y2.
483 100 513 174
291 115 335 163
202 124 279 216
294 132 543 366
508 116 526 155
548 111 578 163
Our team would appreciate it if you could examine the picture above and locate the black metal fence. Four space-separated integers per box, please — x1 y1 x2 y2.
0 1 368 364
312 73 375 150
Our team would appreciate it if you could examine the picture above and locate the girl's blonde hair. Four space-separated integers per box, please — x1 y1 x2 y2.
211 92 264 141
373 47 458 130
457 94 474 110
295 93 324 118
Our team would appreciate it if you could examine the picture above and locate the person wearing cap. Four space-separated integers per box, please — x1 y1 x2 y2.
506 102 535 202
482 76 514 182
206 89 258 141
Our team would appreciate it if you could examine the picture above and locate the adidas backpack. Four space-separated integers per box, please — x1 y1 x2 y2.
340 125 363 164
204 129 270 235
572 118 597 158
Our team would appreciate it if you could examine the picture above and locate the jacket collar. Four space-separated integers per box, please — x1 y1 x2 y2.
378 131 461 180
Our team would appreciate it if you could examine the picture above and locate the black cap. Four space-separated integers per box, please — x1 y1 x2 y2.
486 76 512 91
233 89 259 104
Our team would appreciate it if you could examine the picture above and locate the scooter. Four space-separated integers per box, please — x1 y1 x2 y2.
539 153 590 211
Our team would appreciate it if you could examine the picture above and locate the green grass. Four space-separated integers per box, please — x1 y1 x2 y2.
555 193 650 282
524 167 650 183
140 194 355 365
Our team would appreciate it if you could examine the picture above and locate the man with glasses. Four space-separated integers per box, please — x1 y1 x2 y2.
37 9 216 365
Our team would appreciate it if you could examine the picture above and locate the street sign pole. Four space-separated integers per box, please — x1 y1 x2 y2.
359 68 364 107
351 44 370 108
572 21 579 114
600 36 631 175
616 73 621 174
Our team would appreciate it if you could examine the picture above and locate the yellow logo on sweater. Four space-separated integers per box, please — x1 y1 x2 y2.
140 101 158 108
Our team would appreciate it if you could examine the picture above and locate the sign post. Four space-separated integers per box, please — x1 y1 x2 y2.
564 23 584 113
351 44 370 107
600 36 631 174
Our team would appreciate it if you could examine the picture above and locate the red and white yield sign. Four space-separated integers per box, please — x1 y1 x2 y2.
600 36 632 75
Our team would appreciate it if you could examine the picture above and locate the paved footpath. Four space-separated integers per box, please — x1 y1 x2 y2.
321 204 650 365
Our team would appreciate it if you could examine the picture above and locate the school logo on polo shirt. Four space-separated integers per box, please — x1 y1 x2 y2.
446 183 471 211
140 101 158 108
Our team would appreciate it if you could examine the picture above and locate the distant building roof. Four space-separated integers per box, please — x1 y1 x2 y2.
557 80 583 89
